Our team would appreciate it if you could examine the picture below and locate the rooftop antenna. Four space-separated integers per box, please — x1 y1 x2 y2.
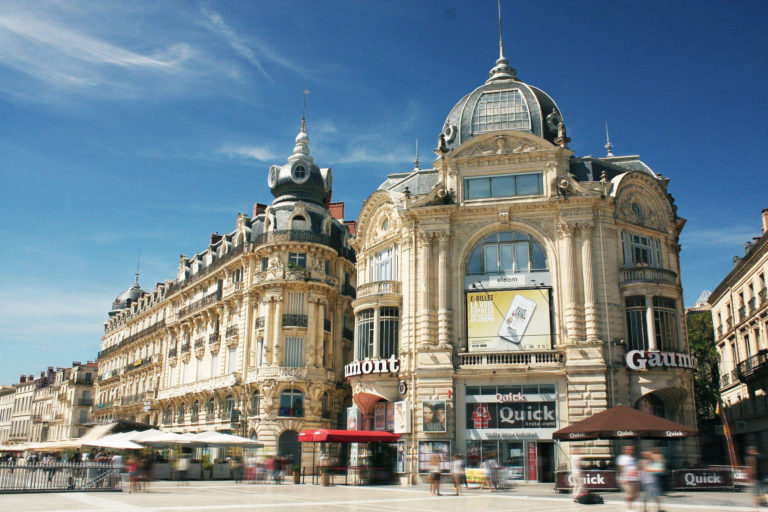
302 81 310 132
605 122 614 157
413 139 420 170
134 249 142 286
498 0 505 60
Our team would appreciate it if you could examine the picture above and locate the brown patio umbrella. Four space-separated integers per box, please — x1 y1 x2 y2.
553 405 698 441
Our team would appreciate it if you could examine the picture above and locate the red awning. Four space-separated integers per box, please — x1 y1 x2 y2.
298 429 400 443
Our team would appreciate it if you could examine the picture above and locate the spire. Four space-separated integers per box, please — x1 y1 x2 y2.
290 86 312 162
134 249 141 287
605 122 614 157
413 139 420 170
487 0 517 82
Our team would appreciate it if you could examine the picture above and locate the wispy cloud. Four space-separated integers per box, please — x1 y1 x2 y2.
0 5 193 100
200 6 304 81
681 226 760 249
220 144 278 162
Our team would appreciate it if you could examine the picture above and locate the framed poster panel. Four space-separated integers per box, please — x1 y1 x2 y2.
347 406 360 431
373 402 386 431
418 441 451 473
423 400 446 433
394 400 410 433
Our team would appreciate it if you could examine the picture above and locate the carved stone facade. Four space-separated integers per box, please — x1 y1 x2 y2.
96 123 354 466
347 54 697 483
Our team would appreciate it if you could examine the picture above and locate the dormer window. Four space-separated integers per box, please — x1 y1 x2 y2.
472 90 531 134
291 163 309 183
292 215 308 230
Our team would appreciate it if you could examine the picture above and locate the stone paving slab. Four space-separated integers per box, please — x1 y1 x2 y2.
0 481 757 512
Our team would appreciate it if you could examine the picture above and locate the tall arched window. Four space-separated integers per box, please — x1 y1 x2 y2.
292 215 308 230
178 403 185 423
191 400 199 422
207 398 215 420
279 389 304 417
164 406 172 424
225 395 235 416
466 231 547 275
250 390 260 416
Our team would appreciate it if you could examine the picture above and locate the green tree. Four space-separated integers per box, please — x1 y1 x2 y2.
686 311 720 419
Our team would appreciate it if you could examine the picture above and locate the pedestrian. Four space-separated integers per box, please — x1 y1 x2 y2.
639 451 662 512
451 454 465 495
746 446 766 512
429 453 442 496
571 446 585 500
177 453 190 485
617 445 639 512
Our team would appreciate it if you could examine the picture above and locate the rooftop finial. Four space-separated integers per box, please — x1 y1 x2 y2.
134 249 141 286
605 122 614 157
413 139 420 170
487 0 517 83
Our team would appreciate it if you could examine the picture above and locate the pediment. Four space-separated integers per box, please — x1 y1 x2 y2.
451 133 551 159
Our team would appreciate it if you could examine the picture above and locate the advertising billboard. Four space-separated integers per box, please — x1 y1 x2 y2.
466 288 551 352
423 400 447 433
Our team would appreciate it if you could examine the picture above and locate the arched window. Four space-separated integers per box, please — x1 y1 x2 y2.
466 231 547 275
279 389 304 417
225 395 235 415
638 393 667 419
164 406 172 424
191 400 199 422
292 215 308 230
207 397 215 419
250 390 260 416
178 403 185 423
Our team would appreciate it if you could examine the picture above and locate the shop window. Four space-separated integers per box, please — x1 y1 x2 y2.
466 231 547 275
279 389 304 417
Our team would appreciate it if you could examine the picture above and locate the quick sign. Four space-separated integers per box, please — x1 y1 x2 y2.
555 471 618 491
625 350 698 371
344 355 400 378
466 401 556 429
672 470 733 489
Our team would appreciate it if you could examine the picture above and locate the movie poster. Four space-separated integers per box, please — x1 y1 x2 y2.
466 288 551 352
374 402 386 431
347 406 360 431
394 400 410 433
422 400 447 433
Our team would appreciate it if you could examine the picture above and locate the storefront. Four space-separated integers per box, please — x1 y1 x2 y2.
458 382 558 482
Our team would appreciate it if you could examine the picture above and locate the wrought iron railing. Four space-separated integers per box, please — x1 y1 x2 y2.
177 292 219 318
98 320 166 359
181 343 191 353
737 350 768 382
342 327 354 341
282 314 308 327
341 284 356 298
194 338 205 349
0 462 119 492
619 267 678 286
226 326 238 338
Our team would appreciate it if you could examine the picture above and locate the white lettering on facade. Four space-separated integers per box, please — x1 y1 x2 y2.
495 392 525 403
683 472 722 486
344 355 400 378
625 350 698 371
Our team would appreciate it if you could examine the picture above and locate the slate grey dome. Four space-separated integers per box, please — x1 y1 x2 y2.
111 280 143 312
268 119 331 207
440 54 564 150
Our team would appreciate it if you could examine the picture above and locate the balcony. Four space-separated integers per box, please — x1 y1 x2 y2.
341 284 356 299
342 327 354 341
178 292 220 319
124 356 153 374
168 347 178 358
619 267 678 286
78 398 93 407
737 350 768 385
720 372 731 388
98 320 166 359
181 343 191 353
166 243 247 296
194 338 206 349
356 280 401 299
283 314 308 327
251 229 355 262
458 350 564 368
226 326 238 339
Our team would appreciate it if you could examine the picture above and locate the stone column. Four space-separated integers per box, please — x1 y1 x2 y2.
645 294 657 350
559 222 579 343
306 296 317 368
580 225 599 341
315 299 326 367
419 232 434 345
437 232 452 346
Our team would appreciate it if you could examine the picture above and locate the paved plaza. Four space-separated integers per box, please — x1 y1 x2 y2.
0 481 758 512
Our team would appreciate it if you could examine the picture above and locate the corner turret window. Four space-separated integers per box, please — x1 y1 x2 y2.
292 215 308 230
279 389 304 417
288 252 306 269
472 90 531 134
292 163 309 183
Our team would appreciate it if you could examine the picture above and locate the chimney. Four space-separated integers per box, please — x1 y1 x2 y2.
344 220 356 236
253 203 268 217
762 208 768 234
28 374 34 382
20 375 26 383
733 255 743 267
329 202 345 221
72 361 81 367
210 232 223 245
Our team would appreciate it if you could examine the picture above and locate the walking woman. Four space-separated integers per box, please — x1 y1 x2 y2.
429 453 442 496
451 454 465 496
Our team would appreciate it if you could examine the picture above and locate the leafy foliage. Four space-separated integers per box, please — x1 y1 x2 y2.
686 311 720 419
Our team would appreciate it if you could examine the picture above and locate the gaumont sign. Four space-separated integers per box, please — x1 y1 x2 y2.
344 355 400 378
672 469 733 490
625 350 698 371
555 470 618 491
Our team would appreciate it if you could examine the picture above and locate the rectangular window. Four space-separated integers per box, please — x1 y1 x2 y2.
256 338 264 367
261 257 269 271
228 347 237 373
288 252 306 269
169 366 176 387
356 309 375 360
211 352 219 377
379 307 400 359
464 173 543 200
284 337 304 367
372 247 395 281
623 232 663 268
625 296 648 351
653 297 680 351
286 292 306 315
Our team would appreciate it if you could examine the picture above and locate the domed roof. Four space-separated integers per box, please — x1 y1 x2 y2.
440 54 564 150
111 278 144 312
268 119 331 207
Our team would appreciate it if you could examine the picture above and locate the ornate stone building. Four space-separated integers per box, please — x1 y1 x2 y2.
347 48 697 482
709 209 768 458
96 121 355 463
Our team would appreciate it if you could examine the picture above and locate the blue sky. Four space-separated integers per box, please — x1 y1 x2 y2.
1 1 766 385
